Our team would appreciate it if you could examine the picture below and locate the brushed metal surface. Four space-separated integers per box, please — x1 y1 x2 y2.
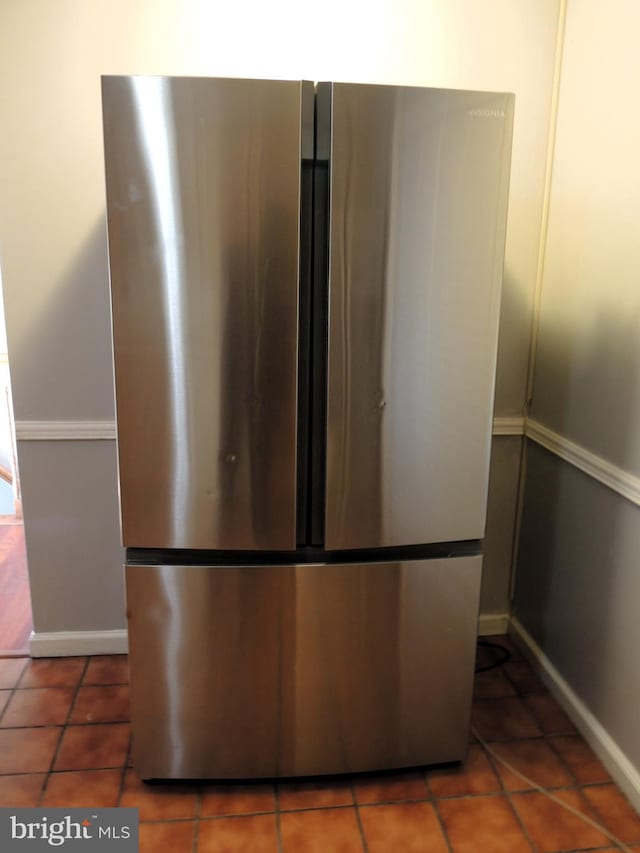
325 83 514 550
126 556 481 779
102 77 303 550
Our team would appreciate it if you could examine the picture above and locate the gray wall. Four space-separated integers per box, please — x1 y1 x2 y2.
17 441 123 633
0 0 562 636
514 0 640 780
515 444 640 773
482 436 522 616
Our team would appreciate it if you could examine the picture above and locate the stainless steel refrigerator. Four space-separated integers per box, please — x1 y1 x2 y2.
101 76 513 780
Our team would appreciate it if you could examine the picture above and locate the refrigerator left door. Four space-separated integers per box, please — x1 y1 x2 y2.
102 77 306 550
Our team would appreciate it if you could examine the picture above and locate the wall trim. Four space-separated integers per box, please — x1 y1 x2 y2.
29 629 128 657
492 417 525 436
526 418 640 507
510 616 640 813
29 620 510 652
15 418 523 441
16 421 117 441
478 613 509 635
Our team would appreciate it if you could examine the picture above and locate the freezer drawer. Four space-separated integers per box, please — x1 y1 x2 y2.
126 555 482 779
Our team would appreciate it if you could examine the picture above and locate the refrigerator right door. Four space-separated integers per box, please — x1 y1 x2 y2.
324 83 514 551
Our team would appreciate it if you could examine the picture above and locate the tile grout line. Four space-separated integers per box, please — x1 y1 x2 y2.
486 664 620 839
0 658 28 727
478 661 580 793
485 749 539 852
430 802 455 853
192 811 200 852
500 660 547 698
274 782 284 853
55 656 92 744
543 732 588 789
142 811 277 826
38 656 91 806
135 818 195 826
474 699 540 853
1 783 612 816
475 672 632 852
192 777 202 853
0 760 136 779
2 719 131 730
351 780 369 853
427 773 455 853
117 719 133 809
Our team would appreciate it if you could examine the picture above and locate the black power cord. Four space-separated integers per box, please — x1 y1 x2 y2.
475 640 511 672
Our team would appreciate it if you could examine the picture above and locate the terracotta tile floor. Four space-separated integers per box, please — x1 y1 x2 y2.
0 638 638 852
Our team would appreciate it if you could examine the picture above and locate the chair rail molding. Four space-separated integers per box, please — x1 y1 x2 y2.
15 421 117 440
492 416 526 436
526 418 640 507
16 418 525 441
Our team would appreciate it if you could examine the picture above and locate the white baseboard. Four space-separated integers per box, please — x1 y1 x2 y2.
510 616 640 812
478 613 510 635
29 629 128 657
29 619 507 655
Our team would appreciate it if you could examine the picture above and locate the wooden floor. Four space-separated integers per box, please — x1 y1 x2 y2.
0 522 32 654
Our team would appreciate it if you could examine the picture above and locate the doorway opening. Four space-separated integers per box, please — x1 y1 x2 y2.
0 269 32 655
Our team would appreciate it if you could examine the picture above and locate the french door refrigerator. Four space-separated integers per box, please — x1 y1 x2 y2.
101 76 513 780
